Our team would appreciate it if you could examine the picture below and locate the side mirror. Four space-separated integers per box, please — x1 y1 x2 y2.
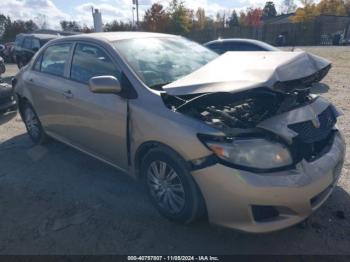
89 76 122 94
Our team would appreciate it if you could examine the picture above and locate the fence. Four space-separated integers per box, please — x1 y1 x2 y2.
187 16 350 46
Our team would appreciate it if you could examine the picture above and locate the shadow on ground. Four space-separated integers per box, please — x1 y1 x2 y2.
0 132 349 254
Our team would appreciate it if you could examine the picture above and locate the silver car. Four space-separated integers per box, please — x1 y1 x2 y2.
14 32 345 233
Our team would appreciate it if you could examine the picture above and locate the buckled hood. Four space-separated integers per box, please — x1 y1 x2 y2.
163 51 331 95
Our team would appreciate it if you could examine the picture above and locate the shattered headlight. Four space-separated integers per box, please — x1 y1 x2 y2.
205 138 293 170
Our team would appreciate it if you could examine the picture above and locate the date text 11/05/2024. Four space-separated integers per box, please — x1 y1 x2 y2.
127 256 219 261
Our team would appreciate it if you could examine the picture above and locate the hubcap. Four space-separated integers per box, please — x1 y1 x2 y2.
24 107 40 138
147 160 185 214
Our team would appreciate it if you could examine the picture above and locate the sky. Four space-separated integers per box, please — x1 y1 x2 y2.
1 0 298 29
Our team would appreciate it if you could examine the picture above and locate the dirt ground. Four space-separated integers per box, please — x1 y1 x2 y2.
0 46 350 255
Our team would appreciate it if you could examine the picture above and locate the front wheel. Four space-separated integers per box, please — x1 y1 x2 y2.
141 147 205 224
22 102 47 144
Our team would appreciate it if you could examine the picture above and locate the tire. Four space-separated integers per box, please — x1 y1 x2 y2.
141 146 204 224
0 63 5 74
21 102 47 144
17 58 24 69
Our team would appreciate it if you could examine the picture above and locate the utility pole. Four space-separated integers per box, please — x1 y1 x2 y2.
136 0 139 28
132 0 139 28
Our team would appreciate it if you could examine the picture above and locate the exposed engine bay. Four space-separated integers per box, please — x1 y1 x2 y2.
162 88 314 133
162 81 338 164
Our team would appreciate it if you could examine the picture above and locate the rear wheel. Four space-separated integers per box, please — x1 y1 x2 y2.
141 147 205 224
22 102 47 144
17 58 24 69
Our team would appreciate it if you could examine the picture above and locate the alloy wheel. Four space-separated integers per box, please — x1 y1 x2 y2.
24 107 40 139
147 160 186 214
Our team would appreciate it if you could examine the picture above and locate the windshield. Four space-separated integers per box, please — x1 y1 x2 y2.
113 37 218 89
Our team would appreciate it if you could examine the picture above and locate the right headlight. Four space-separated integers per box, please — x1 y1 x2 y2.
205 137 293 170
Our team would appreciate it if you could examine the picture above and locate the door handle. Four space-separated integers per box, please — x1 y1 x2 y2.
63 90 73 99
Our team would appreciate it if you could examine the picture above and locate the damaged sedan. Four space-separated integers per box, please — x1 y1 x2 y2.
14 32 345 233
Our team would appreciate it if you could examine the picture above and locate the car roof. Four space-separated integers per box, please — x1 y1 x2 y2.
17 33 59 40
205 38 268 45
204 38 279 51
51 32 177 43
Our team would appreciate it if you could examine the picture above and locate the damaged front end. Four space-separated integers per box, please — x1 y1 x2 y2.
161 52 342 172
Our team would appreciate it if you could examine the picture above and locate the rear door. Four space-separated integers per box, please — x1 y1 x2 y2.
25 42 75 138
62 42 128 170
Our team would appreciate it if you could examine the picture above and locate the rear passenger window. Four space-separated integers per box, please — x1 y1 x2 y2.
70 43 120 84
23 38 32 50
207 43 225 54
40 43 72 77
32 39 41 50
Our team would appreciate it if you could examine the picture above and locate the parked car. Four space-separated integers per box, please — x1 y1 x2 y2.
14 32 345 233
0 56 5 75
0 81 17 115
3 42 16 63
14 33 58 68
204 38 279 54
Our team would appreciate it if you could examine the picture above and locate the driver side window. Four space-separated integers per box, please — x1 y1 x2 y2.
70 43 120 84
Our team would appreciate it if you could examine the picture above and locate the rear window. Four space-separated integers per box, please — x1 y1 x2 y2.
23 38 32 49
224 42 265 51
40 43 72 77
15 36 24 47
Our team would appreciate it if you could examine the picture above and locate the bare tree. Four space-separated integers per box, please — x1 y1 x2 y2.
280 0 297 14
35 14 48 29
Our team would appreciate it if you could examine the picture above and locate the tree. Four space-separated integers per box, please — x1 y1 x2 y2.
35 14 48 29
60 20 81 32
195 8 206 30
262 1 277 19
24 20 39 32
1 18 38 42
280 0 297 14
346 0 350 15
0 14 10 38
215 11 226 29
167 0 192 34
291 0 319 22
317 0 347 16
227 10 239 28
81 25 94 33
104 20 133 32
239 11 248 26
143 3 169 32
246 8 263 27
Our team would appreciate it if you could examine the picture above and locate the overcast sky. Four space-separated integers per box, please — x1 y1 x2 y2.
1 0 300 29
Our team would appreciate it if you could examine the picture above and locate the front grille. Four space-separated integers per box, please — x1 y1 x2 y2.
288 106 336 143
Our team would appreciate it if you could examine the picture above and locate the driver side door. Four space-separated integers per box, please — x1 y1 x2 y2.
63 42 129 171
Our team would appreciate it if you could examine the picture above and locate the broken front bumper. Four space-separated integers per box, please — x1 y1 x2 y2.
192 131 345 233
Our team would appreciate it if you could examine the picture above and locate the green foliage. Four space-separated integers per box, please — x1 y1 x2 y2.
262 1 277 19
0 15 39 43
291 0 348 23
104 20 133 32
142 3 169 32
227 10 239 28
167 0 192 34
60 20 81 32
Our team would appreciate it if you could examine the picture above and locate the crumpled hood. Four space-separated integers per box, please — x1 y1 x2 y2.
163 51 330 95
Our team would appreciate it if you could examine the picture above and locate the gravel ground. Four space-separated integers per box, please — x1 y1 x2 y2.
0 47 350 255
